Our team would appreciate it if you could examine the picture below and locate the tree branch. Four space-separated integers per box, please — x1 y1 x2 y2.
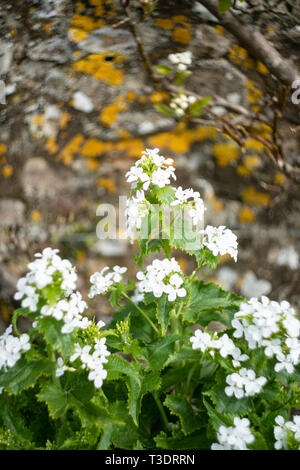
197 0 299 86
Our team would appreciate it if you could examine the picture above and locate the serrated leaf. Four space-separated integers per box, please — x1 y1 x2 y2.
152 185 175 204
0 357 55 394
154 429 210 450
164 394 203 435
36 317 75 360
203 397 233 431
146 334 180 371
182 280 243 326
156 295 173 334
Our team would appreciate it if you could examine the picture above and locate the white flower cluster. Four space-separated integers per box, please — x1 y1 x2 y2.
125 190 150 243
201 225 238 262
55 357 67 378
190 330 248 367
125 148 176 191
136 258 186 302
232 296 300 374
225 368 267 399
40 292 90 334
0 325 30 372
14 248 77 311
211 417 255 450
168 51 192 71
88 266 127 298
70 336 110 388
274 415 300 450
171 186 206 227
170 93 196 117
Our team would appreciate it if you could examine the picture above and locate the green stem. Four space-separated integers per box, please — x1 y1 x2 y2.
153 392 169 432
122 292 159 334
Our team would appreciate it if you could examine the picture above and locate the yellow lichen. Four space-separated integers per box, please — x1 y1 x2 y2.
257 61 268 75
81 139 111 158
214 25 224 35
72 53 125 85
59 112 71 130
149 92 169 103
99 96 128 126
2 164 13 178
97 177 117 194
31 210 42 222
126 91 136 102
239 206 255 223
274 171 286 185
46 136 58 155
155 18 174 30
68 28 88 42
245 138 265 152
172 28 191 44
241 186 270 206
70 14 105 32
0 143 6 155
57 134 84 165
213 142 239 167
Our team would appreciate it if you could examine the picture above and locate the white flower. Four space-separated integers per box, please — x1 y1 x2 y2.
225 368 267 399
88 266 127 298
70 338 110 389
212 417 254 450
232 296 300 373
125 148 176 191
190 329 214 352
274 415 300 450
201 225 238 262
0 326 31 372
136 258 186 302
14 248 78 311
170 93 196 117
125 190 150 243
168 51 192 70
56 357 67 377
171 186 206 227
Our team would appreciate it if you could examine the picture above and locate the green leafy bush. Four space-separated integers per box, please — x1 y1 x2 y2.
0 147 299 450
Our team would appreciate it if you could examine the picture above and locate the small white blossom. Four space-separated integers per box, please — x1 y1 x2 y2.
225 368 267 399
212 417 255 450
88 266 127 298
70 337 110 389
274 415 300 450
201 225 238 262
136 258 186 302
168 51 192 71
0 326 31 372
56 357 67 377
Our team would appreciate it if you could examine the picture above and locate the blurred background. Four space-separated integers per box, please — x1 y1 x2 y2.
0 0 299 331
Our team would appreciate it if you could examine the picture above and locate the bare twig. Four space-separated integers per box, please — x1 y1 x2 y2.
197 0 300 86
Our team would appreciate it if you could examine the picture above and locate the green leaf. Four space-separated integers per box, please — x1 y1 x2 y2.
0 357 55 394
189 97 212 117
164 394 204 435
154 103 175 117
182 280 243 326
154 429 210 450
146 334 180 371
37 374 117 427
155 65 172 75
156 295 173 334
218 0 232 13
203 397 233 431
174 70 192 86
36 317 75 360
152 185 175 204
